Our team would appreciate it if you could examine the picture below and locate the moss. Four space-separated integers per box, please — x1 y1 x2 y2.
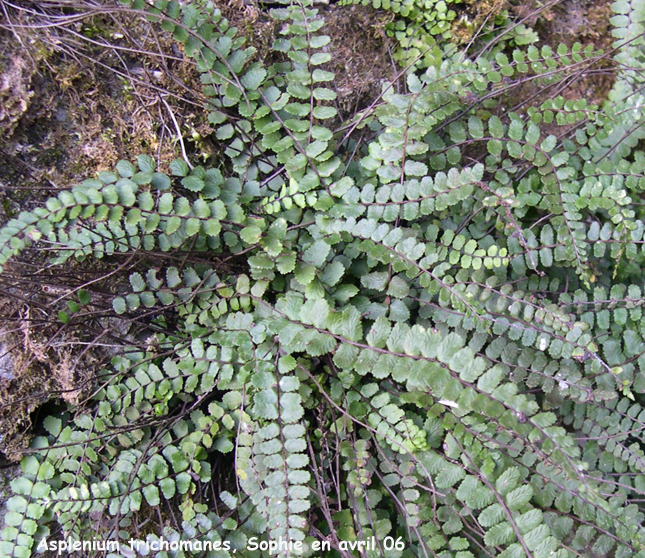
0 364 54 461
0 6 185 197
451 0 508 44
0 198 18 220
0 263 120 461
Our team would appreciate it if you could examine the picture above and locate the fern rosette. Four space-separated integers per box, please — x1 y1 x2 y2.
1 1 645 557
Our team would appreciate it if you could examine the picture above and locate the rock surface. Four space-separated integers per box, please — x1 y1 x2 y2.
0 342 14 380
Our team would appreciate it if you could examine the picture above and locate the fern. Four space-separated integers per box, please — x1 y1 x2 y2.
2 1 645 558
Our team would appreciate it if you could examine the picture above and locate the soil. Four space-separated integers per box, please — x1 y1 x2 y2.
517 0 614 50
0 2 205 222
510 0 615 110
215 0 398 120
320 4 397 118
